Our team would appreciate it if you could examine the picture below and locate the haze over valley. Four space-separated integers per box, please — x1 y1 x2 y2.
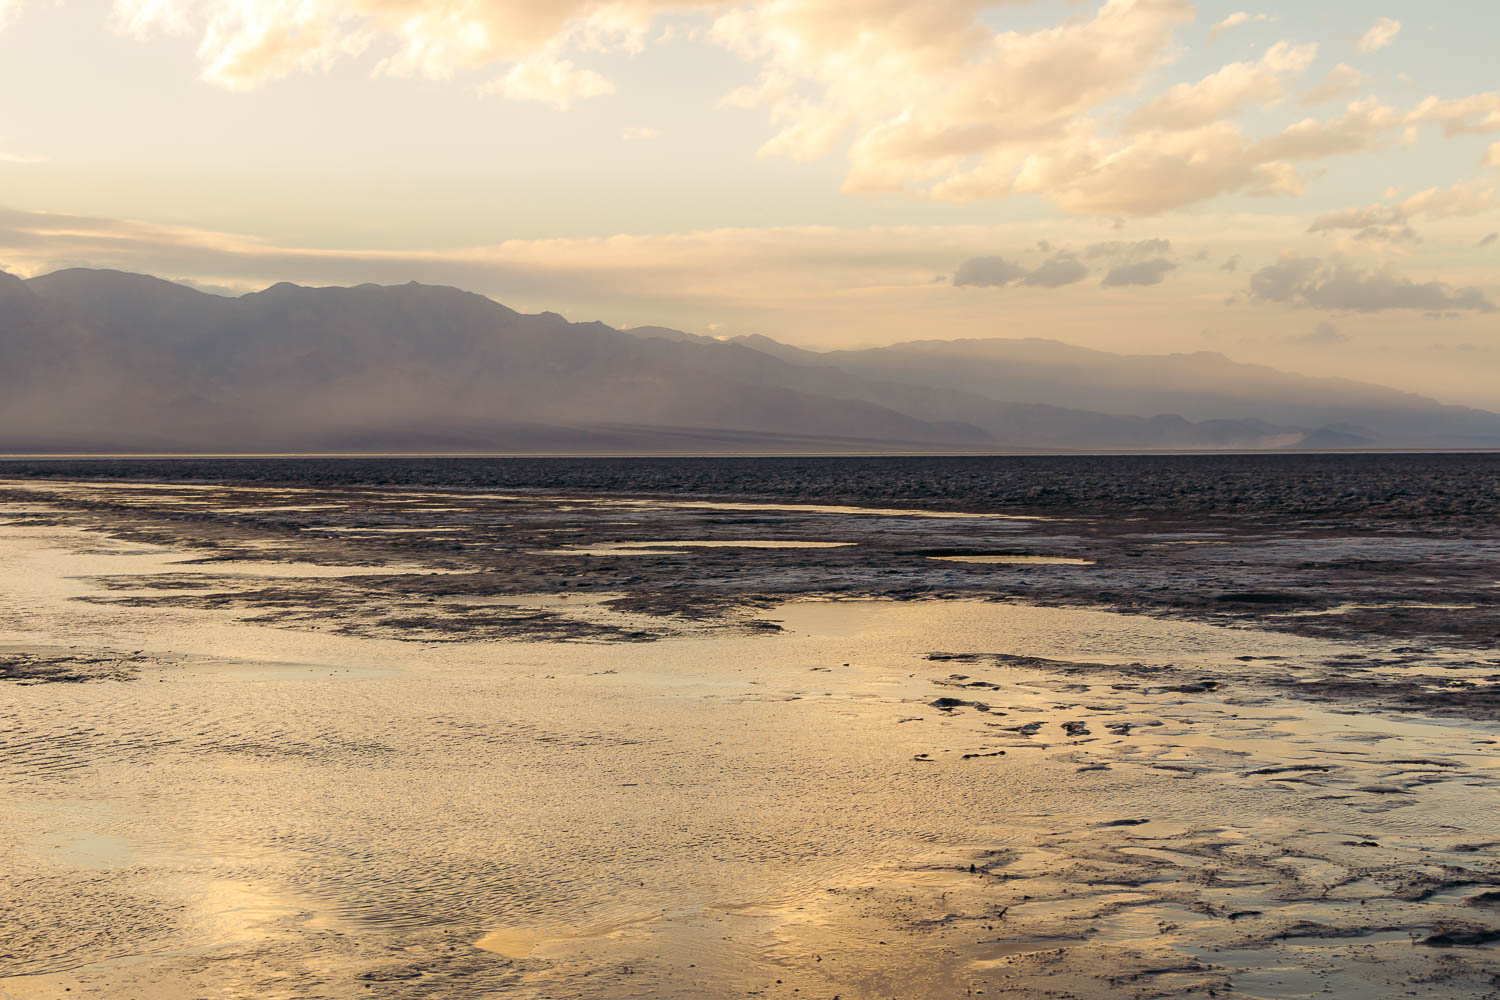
5 266 1498 453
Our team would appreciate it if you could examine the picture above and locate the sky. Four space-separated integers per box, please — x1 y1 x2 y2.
1 0 1498 407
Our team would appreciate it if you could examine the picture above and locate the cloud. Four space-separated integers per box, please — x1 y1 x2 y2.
622 125 662 140
1022 252 1089 287
1306 179 1496 243
1286 321 1350 345
1208 11 1273 43
1125 41 1317 133
0 0 19 31
1253 98 1399 160
1400 180 1497 219
1101 257 1176 286
708 1 1414 216
1355 17 1400 54
724 0 1197 199
1249 256 1496 313
1085 238 1172 260
0 151 48 164
1302 63 1364 105
478 55 614 108
111 0 674 94
984 97 1405 216
953 250 1091 289
1407 93 1500 136
1479 233 1497 247
1487 143 1500 168
952 256 1029 288
20 0 1462 218
1221 254 1240 272
1084 239 1179 285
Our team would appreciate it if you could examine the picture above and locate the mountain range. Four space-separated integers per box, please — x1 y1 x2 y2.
2 267 1497 453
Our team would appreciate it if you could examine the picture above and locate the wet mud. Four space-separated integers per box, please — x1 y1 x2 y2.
1 461 1498 999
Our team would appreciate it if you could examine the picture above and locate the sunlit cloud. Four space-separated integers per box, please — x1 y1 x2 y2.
1126 41 1316 133
1407 93 1500 136
1208 11 1273 44
110 0 689 92
1301 63 1364 106
1306 179 1497 244
1355 16 1400 54
0 0 1486 222
478 54 614 107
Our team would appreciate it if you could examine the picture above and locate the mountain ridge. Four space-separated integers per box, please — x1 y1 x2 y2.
1 267 1494 454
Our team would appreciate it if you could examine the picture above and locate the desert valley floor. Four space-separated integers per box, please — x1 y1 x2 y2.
2 456 1498 999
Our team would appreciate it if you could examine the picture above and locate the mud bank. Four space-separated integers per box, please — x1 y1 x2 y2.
2 476 1498 999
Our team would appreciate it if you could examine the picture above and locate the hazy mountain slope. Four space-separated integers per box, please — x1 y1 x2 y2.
624 330 1315 449
744 336 1500 445
0 270 992 452
1 267 1491 453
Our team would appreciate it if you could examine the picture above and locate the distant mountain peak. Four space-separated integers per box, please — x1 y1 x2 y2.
2 266 1496 453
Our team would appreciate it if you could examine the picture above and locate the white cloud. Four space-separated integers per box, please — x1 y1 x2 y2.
1400 180 1497 220
1487 143 1500 169
1302 63 1364 105
707 2 1403 216
1253 99 1398 160
1208 11 1273 44
1408 93 1500 136
988 99 1406 218
1307 180 1497 243
33 0 1471 218
110 0 680 91
1355 16 1400 54
622 125 662 140
0 0 21 31
1126 41 1316 132
479 55 614 108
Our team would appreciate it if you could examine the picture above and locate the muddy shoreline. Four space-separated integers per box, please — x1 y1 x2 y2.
3 464 1497 696
2 462 1498 999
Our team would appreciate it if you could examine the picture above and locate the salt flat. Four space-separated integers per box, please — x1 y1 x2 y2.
2 464 1499 998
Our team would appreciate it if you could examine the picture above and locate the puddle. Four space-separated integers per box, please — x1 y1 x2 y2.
621 500 1044 520
929 555 1094 565
311 527 471 534
549 540 856 556
475 914 658 958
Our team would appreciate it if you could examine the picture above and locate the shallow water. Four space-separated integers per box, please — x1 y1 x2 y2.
928 554 1094 565
551 539 857 556
2 493 1498 999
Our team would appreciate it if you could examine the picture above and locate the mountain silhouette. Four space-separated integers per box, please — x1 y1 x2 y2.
2 268 1495 453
